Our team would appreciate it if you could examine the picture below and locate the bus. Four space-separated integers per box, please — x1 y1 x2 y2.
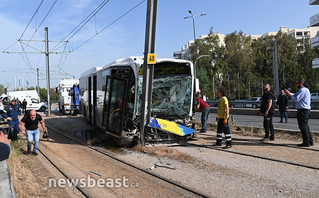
79 57 197 146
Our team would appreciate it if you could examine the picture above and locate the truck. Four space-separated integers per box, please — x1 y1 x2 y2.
7 90 48 112
57 79 80 114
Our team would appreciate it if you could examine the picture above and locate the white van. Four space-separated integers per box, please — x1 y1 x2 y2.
7 90 47 111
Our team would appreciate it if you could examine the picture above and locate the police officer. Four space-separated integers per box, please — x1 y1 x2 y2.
2 99 21 140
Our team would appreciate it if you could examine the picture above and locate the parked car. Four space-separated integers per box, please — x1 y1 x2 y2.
243 97 262 108
311 93 319 101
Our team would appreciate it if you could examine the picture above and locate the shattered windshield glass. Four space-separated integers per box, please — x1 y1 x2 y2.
136 75 192 118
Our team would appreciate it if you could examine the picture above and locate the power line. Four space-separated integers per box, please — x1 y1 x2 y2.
51 0 110 52
19 0 45 40
24 0 58 46
72 0 146 52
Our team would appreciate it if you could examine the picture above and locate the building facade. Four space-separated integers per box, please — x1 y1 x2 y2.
174 26 319 61
310 0 319 68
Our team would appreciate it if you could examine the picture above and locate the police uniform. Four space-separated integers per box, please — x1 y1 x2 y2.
3 101 21 134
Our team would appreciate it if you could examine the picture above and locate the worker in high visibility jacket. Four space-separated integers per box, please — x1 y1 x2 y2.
2 99 22 138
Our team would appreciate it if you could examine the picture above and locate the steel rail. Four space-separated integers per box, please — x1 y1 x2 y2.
46 125 212 198
37 148 94 198
181 142 319 171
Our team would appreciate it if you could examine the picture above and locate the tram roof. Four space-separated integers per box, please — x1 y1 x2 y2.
101 56 192 69
80 67 102 78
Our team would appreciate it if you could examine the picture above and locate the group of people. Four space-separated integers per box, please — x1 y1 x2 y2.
0 97 47 161
195 78 314 148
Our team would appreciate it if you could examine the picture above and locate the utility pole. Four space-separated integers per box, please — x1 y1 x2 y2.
227 74 230 98
37 68 40 96
139 0 158 146
248 80 251 98
45 27 51 115
3 28 69 114
273 38 280 97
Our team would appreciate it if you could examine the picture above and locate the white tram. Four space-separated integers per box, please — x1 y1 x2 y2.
79 57 197 146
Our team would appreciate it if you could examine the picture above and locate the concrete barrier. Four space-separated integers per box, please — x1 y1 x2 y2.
0 160 14 198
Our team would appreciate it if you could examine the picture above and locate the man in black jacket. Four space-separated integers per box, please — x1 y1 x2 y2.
277 90 288 123
259 84 275 141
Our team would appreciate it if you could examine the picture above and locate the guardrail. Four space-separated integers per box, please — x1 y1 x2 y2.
207 100 319 110
205 101 319 119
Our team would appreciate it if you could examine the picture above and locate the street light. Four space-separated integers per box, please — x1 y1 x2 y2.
184 10 206 60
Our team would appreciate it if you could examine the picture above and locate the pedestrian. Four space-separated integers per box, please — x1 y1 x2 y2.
202 94 207 102
284 79 313 147
18 110 48 155
0 131 11 161
259 84 275 141
16 98 21 107
0 99 4 114
2 99 21 141
277 90 289 123
195 93 210 133
22 99 27 114
213 86 232 148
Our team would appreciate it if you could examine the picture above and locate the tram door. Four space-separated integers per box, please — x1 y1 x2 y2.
93 75 97 125
88 76 92 123
103 76 128 138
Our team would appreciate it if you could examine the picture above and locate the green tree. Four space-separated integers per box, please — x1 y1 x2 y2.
0 84 5 95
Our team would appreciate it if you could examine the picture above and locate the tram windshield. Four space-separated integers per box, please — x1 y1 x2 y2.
136 62 192 118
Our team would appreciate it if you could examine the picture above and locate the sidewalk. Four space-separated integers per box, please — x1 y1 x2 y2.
0 160 15 197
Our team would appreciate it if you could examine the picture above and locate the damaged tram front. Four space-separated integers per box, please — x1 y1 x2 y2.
79 57 197 146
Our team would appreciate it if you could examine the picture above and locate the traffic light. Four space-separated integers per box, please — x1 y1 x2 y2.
218 52 222 59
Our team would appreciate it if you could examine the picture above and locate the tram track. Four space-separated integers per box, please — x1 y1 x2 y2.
45 124 211 198
37 147 94 198
177 140 319 171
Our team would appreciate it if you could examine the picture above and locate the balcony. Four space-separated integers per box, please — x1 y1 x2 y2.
312 58 319 69
311 36 319 48
310 0 319 5
310 13 319 26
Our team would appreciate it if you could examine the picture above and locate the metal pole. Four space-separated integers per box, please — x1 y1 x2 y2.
139 0 158 146
238 73 240 99
227 74 230 98
45 27 51 115
249 80 251 98
37 68 40 96
191 15 197 61
212 76 215 100
273 39 280 97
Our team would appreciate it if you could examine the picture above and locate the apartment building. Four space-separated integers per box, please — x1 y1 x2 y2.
174 26 319 61
310 0 319 68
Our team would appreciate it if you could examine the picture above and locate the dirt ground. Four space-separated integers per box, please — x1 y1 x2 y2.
7 111 319 198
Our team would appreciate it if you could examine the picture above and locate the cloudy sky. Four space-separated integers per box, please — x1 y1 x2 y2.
0 0 316 90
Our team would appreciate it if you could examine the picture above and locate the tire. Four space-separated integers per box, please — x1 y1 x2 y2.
40 106 46 112
243 104 246 108
252 104 257 109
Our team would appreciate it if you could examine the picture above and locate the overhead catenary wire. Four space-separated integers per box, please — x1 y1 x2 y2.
51 0 111 52
23 0 58 46
18 0 45 40
72 0 146 52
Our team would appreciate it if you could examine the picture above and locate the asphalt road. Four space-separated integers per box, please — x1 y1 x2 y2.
196 112 319 133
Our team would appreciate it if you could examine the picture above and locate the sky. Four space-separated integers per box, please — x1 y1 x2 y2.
0 0 317 90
